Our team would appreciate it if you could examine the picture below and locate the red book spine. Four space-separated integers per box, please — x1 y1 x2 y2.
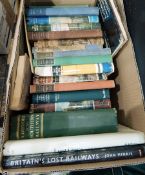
30 80 115 93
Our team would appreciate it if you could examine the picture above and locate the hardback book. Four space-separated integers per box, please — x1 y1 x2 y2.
26 6 99 17
33 38 104 51
34 63 114 77
28 29 103 40
25 0 97 6
32 74 107 85
3 125 145 156
29 99 112 113
9 109 117 140
30 80 115 93
32 56 112 67
27 23 101 32
31 89 110 104
3 144 145 169
26 16 99 25
32 44 108 60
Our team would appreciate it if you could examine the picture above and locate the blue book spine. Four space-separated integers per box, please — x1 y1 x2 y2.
31 89 110 104
54 46 111 57
26 7 99 17
26 16 99 25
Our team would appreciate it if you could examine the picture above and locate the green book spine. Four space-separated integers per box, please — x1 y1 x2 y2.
32 55 112 67
31 89 110 104
27 23 101 32
9 109 118 140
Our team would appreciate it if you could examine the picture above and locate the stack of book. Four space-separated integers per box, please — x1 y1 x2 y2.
2 4 145 169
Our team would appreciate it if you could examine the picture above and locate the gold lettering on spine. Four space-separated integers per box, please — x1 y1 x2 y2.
35 114 40 138
29 114 35 138
41 113 44 137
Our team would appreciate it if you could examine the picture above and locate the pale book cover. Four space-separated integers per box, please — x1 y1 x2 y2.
3 125 145 156
34 38 104 52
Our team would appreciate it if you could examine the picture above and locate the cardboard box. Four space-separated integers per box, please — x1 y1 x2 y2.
2 0 145 173
0 0 17 54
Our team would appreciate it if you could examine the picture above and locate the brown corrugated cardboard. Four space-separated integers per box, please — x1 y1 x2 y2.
1 0 145 173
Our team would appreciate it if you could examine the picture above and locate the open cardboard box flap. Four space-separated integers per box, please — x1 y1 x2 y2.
2 0 145 173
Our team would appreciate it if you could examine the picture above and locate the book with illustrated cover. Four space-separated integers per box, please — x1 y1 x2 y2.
32 74 107 85
34 63 114 77
33 38 104 52
29 99 111 113
27 16 99 25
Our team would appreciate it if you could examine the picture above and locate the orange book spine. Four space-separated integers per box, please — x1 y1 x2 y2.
30 80 115 93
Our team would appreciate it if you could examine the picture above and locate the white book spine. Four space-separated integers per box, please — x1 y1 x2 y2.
3 125 145 156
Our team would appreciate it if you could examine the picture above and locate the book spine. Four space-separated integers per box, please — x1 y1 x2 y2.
25 0 96 6
30 81 115 93
26 7 99 17
3 145 145 168
34 63 114 77
33 74 107 85
29 99 112 113
9 108 117 140
27 16 99 25
34 38 104 50
54 47 111 57
31 89 110 104
27 23 101 32
32 56 112 67
28 29 103 41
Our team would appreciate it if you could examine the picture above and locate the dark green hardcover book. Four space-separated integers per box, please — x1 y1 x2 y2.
31 89 110 104
9 108 117 140
27 23 101 32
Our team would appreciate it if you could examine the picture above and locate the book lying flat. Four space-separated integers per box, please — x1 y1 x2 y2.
9 109 117 140
3 125 145 156
34 63 114 77
27 16 99 25
30 80 115 93
3 144 145 169
29 99 111 113
26 6 99 17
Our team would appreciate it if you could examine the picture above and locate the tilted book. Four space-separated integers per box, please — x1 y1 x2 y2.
34 63 114 77
28 29 103 41
29 99 112 113
32 74 107 85
26 16 99 25
3 144 145 168
31 89 110 104
9 109 117 140
4 125 145 156
26 6 99 17
30 80 115 93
